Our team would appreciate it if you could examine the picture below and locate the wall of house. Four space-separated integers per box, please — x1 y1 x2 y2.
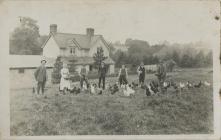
60 47 90 57
109 64 115 74
43 37 60 58
10 68 53 89
75 65 90 74
89 39 110 57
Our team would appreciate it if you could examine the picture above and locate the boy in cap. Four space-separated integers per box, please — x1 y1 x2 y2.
79 64 89 89
34 59 48 95
155 60 166 93
137 62 146 86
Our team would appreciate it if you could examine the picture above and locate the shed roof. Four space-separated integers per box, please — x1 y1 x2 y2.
10 55 55 68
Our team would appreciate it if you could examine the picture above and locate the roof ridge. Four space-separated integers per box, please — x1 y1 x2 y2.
56 32 101 36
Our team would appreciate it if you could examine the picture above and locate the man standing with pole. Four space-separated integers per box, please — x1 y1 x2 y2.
155 60 166 93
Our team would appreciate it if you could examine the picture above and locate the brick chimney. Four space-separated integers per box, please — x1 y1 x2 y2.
86 28 94 37
50 24 57 34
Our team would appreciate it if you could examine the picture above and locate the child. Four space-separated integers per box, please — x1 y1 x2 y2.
79 64 89 89
118 64 128 86
137 62 146 86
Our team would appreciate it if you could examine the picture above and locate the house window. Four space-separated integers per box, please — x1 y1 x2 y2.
70 47 75 55
18 68 25 73
89 65 93 71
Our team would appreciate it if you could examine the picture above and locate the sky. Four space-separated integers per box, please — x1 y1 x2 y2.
1 0 220 45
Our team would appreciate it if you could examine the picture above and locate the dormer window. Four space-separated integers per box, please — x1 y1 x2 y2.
69 47 75 55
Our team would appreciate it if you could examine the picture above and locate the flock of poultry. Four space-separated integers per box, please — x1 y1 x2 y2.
144 80 211 96
64 80 212 97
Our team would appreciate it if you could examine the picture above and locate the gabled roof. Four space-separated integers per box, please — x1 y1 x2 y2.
10 55 55 68
42 32 109 50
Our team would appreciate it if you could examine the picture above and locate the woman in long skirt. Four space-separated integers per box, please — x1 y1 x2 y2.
60 63 71 94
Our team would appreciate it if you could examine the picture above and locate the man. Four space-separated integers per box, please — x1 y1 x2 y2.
34 59 48 95
137 62 146 86
98 62 107 90
155 60 166 93
79 64 88 89
118 64 128 86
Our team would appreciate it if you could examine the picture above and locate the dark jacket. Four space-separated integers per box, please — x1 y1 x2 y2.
138 66 145 77
156 64 166 78
98 66 107 77
34 66 47 82
80 67 87 76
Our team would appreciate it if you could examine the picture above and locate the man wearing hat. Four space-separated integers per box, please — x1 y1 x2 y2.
98 62 107 90
137 62 146 86
34 59 48 95
155 60 166 93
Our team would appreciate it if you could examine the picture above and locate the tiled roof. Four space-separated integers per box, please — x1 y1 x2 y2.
10 55 55 68
52 33 103 49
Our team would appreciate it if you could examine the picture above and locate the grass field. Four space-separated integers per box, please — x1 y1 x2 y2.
10 68 213 135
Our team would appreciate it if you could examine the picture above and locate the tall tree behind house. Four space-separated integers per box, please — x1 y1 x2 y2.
10 17 46 55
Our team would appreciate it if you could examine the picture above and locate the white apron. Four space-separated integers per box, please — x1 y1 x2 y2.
60 68 71 90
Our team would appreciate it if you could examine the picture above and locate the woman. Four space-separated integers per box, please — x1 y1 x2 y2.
118 64 128 86
60 63 71 94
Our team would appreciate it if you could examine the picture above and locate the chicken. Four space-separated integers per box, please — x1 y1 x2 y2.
163 81 171 90
90 84 96 94
131 82 138 89
123 84 135 97
109 83 119 95
82 83 87 90
179 82 186 90
186 81 193 89
70 87 81 94
204 81 211 86
97 88 103 95
170 81 178 89
194 81 202 88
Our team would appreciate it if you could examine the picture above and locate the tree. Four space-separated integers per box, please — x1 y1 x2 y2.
171 50 180 66
10 17 42 55
205 51 212 66
113 50 127 67
194 50 205 67
180 54 194 68
51 56 63 84
93 47 107 68
165 59 176 72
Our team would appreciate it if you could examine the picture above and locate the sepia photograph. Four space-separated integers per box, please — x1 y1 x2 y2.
0 0 220 139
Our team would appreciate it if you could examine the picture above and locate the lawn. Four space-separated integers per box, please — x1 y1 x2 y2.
10 68 213 135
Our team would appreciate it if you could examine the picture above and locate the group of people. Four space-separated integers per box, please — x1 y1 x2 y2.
34 59 167 95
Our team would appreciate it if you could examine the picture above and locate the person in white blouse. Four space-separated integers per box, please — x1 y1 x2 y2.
60 63 71 94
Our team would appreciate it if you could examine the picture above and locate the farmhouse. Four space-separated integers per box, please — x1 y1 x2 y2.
42 24 115 74
10 55 55 89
